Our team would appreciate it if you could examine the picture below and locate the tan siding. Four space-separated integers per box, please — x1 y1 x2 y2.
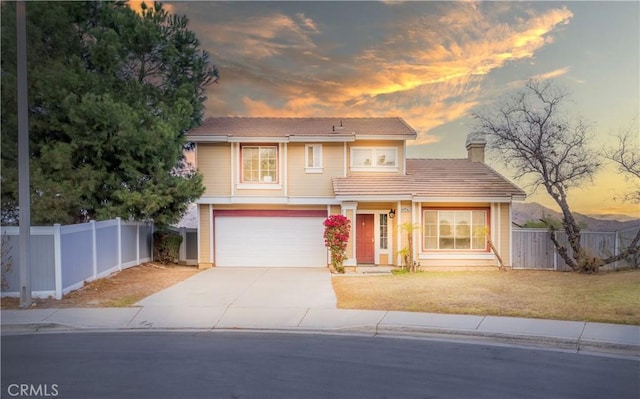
198 204 211 267
234 187 285 196
357 202 395 211
379 254 389 265
287 143 343 197
347 140 405 177
198 143 231 196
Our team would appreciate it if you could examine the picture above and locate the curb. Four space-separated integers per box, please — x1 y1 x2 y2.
3 322 639 358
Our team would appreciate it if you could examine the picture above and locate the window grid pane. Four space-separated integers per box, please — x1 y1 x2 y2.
379 214 388 249
424 209 487 251
242 146 277 183
352 148 373 167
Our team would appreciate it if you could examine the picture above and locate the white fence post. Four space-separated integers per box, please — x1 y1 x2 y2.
53 224 62 300
91 220 97 279
117 217 122 271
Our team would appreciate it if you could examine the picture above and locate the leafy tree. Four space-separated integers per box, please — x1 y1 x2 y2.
473 79 639 272
1 1 217 226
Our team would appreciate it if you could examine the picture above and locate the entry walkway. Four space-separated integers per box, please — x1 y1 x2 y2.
2 268 639 357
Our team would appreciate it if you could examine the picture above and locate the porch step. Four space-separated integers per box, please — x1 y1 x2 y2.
354 266 395 275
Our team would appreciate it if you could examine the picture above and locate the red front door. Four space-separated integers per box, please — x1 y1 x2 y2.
356 214 375 264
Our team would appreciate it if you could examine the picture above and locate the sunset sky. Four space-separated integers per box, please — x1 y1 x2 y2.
149 1 639 217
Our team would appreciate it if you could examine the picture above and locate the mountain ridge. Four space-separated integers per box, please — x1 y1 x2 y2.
512 202 639 232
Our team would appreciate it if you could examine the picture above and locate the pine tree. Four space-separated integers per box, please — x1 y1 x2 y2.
1 1 216 226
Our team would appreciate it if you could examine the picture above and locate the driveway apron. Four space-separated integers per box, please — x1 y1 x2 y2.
131 267 336 329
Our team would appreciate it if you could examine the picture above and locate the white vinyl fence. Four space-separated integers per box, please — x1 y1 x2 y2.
1 218 153 299
512 227 640 271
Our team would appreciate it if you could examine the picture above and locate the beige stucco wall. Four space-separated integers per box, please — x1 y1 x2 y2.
287 143 343 197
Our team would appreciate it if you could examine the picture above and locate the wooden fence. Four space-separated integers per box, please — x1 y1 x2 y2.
512 227 640 271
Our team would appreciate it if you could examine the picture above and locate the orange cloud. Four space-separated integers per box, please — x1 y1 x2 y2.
203 2 574 147
127 1 174 15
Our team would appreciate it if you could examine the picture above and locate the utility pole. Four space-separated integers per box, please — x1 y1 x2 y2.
17 0 32 308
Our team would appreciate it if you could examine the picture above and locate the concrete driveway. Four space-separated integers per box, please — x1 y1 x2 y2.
130 267 337 329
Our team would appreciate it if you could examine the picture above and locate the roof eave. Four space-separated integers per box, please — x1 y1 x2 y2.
354 134 417 141
288 134 356 142
185 135 229 143
414 196 523 203
334 194 413 201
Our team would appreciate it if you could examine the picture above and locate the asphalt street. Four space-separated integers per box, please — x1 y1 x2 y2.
2 331 638 399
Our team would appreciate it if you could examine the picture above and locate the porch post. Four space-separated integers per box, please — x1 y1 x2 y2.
341 202 358 266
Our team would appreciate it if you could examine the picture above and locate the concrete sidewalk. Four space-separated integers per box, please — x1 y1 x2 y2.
2 267 639 357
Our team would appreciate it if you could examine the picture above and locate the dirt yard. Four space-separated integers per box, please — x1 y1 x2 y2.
1 262 200 309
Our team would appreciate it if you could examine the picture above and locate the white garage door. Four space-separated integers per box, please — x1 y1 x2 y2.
215 215 327 267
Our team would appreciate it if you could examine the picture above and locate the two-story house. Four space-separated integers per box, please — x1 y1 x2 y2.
186 117 525 269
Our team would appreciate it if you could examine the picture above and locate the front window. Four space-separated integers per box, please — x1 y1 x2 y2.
423 209 488 251
351 147 397 170
242 145 277 183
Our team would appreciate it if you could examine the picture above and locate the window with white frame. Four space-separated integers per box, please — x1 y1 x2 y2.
379 214 388 249
350 147 397 171
241 145 278 183
305 144 323 173
423 209 488 251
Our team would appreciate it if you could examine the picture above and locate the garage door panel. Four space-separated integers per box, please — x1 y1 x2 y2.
215 217 327 267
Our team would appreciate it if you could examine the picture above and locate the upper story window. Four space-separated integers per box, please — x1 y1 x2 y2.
241 145 278 183
305 144 323 173
351 147 398 172
423 209 488 251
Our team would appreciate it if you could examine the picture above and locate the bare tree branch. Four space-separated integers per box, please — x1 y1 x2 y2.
472 78 623 273
604 117 640 203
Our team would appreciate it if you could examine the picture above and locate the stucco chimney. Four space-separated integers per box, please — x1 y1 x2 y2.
465 133 486 163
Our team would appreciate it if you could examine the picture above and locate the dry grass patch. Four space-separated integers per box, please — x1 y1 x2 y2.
332 269 640 325
1 262 200 309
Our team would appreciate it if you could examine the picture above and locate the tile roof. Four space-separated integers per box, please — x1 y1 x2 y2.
332 159 526 200
186 117 416 139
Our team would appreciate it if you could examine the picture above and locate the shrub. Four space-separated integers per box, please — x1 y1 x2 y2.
153 229 183 264
323 214 351 273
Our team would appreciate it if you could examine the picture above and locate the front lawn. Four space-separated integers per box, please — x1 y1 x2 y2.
332 269 640 325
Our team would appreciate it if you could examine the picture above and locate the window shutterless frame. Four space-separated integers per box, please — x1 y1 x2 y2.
422 208 490 252
240 144 278 183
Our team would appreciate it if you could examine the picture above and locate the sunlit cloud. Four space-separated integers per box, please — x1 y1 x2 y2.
532 67 572 81
196 2 573 145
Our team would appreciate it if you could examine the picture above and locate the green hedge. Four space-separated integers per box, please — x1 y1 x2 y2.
153 230 183 264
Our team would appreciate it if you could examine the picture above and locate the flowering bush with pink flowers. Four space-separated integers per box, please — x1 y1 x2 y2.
323 214 351 273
